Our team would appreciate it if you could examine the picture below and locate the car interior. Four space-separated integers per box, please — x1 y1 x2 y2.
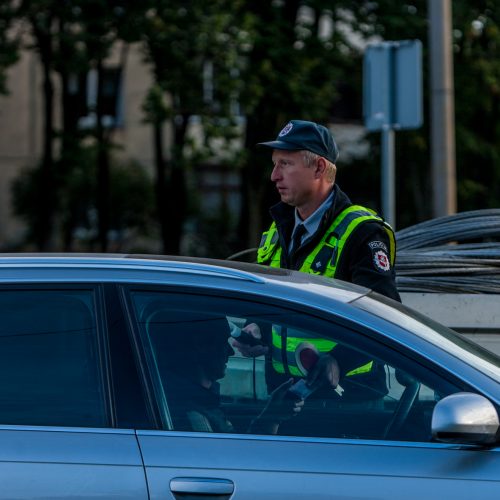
134 294 451 442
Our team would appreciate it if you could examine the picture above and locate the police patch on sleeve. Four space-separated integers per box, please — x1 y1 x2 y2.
369 241 391 272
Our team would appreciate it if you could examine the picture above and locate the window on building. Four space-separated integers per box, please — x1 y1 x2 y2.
67 67 123 130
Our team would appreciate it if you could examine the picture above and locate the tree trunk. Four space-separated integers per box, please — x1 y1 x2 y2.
59 20 80 251
96 57 110 252
163 113 189 255
32 18 55 251
154 118 168 254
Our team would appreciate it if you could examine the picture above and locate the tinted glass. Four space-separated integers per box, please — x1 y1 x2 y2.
356 293 500 378
0 289 106 427
129 289 462 441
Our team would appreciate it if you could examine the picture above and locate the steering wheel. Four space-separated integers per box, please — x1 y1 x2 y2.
383 370 421 440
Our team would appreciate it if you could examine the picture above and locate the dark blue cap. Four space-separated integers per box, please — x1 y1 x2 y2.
258 120 339 163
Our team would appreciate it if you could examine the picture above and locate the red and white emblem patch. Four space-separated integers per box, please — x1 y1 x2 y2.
373 250 390 272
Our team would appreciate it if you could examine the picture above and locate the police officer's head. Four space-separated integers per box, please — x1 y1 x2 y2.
258 120 339 214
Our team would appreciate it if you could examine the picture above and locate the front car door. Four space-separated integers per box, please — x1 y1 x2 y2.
124 286 500 500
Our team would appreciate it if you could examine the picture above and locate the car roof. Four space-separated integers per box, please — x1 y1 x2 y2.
0 253 368 304
1 253 499 395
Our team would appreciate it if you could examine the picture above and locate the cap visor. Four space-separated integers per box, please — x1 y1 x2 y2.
257 140 302 150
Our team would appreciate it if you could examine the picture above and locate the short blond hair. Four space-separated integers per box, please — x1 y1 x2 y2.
302 150 337 183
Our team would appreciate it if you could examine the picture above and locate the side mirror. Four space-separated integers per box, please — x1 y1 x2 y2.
432 392 499 445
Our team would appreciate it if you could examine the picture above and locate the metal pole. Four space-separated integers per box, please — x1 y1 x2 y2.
381 126 396 228
428 0 456 217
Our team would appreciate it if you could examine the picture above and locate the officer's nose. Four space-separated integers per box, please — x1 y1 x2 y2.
271 165 281 182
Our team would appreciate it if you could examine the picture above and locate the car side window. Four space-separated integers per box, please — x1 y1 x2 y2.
0 289 107 427
128 289 462 441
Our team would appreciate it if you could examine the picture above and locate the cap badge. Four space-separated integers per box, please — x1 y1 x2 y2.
278 122 293 137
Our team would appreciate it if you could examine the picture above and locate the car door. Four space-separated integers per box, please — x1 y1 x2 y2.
0 285 149 500
124 286 500 500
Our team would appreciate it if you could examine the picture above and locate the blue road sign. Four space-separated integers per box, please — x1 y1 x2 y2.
363 40 423 131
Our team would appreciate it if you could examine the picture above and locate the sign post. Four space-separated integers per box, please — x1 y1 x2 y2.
363 40 423 228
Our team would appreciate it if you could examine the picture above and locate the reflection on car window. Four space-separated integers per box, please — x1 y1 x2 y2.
355 293 500 378
0 289 106 427
130 290 461 442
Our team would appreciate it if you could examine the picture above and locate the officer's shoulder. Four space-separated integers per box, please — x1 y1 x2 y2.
348 219 390 245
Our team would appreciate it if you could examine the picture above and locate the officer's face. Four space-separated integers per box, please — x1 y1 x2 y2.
271 150 316 208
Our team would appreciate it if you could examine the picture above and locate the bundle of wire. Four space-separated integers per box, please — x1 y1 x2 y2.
395 209 500 293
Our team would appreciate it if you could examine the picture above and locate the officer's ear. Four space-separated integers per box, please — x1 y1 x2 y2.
314 157 328 179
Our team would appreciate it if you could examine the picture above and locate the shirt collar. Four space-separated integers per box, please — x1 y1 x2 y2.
293 189 335 241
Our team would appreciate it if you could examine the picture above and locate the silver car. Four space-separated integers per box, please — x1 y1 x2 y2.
0 254 498 499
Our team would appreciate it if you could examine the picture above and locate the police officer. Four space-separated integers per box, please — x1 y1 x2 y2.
257 119 400 301
234 119 400 405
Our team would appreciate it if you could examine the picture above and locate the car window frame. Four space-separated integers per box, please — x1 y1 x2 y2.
0 283 113 428
120 283 478 438
103 283 156 430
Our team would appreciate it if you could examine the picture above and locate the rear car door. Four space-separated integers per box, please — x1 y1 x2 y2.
124 286 500 500
0 285 149 500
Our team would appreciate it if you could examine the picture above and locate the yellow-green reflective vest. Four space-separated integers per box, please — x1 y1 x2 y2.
271 327 373 378
257 204 396 276
259 205 395 378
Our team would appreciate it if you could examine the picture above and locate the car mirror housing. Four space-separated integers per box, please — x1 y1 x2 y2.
432 392 499 445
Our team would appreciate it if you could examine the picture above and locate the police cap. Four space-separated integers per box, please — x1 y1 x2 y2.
258 119 339 164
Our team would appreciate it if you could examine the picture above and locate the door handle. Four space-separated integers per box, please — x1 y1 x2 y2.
170 477 234 496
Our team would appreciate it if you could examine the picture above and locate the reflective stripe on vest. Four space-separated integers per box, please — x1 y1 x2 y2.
257 224 280 264
271 328 374 378
257 205 396 277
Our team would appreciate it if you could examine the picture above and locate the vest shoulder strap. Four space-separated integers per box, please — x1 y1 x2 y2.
301 205 394 276
257 222 280 264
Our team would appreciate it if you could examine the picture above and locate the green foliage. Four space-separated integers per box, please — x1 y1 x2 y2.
0 2 19 95
7 0 500 253
142 84 170 124
12 146 154 249
332 1 500 227
140 0 246 135
453 0 500 211
108 159 155 232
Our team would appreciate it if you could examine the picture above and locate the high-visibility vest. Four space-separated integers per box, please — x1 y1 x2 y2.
258 205 395 378
257 205 396 275
270 327 373 377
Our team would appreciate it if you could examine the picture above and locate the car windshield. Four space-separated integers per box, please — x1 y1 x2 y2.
354 292 500 381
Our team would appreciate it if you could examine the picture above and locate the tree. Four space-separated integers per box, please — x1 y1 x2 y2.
336 0 500 226
11 1 151 251
237 2 365 249
78 0 132 251
15 0 63 250
140 0 246 254
452 0 500 211
0 2 19 95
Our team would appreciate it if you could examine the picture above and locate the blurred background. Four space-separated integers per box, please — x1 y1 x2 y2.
0 0 498 258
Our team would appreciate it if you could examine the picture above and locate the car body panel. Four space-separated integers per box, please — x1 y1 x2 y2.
138 431 500 500
0 426 148 499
